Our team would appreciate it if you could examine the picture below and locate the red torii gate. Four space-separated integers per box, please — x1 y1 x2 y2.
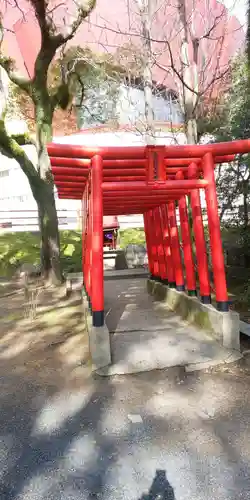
47 139 250 328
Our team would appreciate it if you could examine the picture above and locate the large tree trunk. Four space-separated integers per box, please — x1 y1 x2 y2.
0 116 63 283
35 100 63 284
243 181 249 230
137 0 155 145
247 0 250 82
181 43 198 144
37 181 62 284
178 0 198 145
185 114 198 144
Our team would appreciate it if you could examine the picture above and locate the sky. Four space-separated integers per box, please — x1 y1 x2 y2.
223 0 247 27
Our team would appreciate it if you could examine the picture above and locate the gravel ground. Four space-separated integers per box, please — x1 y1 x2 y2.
0 361 250 500
0 282 250 500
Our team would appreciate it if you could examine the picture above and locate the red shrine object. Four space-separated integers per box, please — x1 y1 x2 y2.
47 139 250 327
103 216 119 249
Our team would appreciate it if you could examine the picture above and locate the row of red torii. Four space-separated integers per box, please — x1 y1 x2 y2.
47 139 250 327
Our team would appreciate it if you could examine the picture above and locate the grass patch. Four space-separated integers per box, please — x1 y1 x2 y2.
0 228 146 277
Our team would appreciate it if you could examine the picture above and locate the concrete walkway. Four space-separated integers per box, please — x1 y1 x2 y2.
102 276 240 375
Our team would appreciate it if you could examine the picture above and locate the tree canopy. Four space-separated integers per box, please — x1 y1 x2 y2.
211 56 250 227
0 0 96 283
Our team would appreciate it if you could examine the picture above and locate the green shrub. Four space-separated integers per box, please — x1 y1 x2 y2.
118 228 145 248
0 230 82 277
0 232 40 277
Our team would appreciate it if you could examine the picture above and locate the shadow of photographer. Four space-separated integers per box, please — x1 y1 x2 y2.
139 469 175 500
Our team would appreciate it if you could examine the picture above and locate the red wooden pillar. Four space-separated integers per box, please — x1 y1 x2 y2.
82 193 86 288
203 153 228 311
149 209 160 279
167 201 185 291
85 216 90 298
176 171 196 296
91 155 104 326
188 163 211 304
161 204 175 287
152 207 166 282
152 208 161 280
144 211 154 277
114 231 117 250
155 206 168 283
85 185 92 306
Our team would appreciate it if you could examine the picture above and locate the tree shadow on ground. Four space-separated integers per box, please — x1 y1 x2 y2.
1 275 250 499
0 375 116 499
0 347 249 499
0 287 91 390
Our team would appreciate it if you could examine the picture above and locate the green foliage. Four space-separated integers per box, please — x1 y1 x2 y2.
60 231 82 273
10 133 35 146
53 83 71 110
57 43 145 129
217 56 250 141
61 46 124 128
210 56 250 226
0 228 147 277
197 56 250 142
0 232 41 276
118 228 146 248
0 231 82 277
0 56 15 73
115 42 144 77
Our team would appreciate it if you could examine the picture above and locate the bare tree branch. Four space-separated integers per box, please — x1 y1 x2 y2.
0 7 31 91
0 119 39 183
0 57 31 92
200 12 226 40
155 56 200 97
4 0 26 21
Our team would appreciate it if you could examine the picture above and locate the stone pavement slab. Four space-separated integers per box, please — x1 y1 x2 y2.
102 277 240 375
104 268 148 279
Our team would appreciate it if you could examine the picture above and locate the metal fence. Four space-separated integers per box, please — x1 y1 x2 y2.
0 206 241 234
0 209 81 232
0 210 145 233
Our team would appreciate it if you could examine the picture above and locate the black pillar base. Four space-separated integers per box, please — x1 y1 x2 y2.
154 276 162 282
188 290 197 297
201 295 211 305
93 310 104 327
150 274 157 281
176 284 185 292
217 301 229 312
168 282 176 289
160 279 169 285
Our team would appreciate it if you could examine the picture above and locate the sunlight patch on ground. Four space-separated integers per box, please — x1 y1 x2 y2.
31 388 93 437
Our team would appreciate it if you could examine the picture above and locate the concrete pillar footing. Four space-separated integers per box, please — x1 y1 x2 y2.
147 279 240 351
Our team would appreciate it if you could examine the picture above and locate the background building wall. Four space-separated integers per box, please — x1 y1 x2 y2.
76 83 184 130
